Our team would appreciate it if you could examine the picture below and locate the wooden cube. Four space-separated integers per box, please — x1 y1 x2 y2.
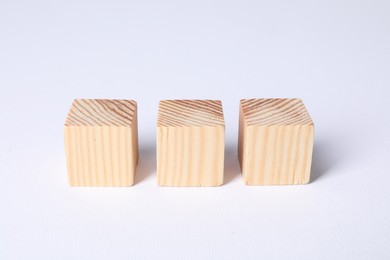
157 100 225 186
238 98 314 185
64 99 138 186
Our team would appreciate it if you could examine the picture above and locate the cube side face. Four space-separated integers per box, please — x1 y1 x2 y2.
132 107 139 167
64 125 137 186
242 125 314 185
157 126 224 186
238 103 245 172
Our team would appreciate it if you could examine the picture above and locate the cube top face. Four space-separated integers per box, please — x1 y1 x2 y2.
65 99 137 127
240 98 313 127
157 100 224 127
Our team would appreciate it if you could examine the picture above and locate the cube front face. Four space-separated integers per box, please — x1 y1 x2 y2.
238 98 314 185
157 100 225 186
64 99 138 187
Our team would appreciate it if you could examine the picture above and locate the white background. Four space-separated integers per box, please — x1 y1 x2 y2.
1 0 389 259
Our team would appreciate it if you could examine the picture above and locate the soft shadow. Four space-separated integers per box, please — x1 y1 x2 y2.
310 139 339 183
134 141 156 184
224 142 241 184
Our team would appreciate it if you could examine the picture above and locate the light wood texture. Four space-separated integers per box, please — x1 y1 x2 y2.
238 98 314 185
64 99 138 186
157 100 225 186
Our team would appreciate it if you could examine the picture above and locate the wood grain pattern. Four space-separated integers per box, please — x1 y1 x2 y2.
238 98 314 185
64 99 138 186
157 100 224 186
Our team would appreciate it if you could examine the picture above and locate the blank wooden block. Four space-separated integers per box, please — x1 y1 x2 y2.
64 99 138 186
238 98 314 185
157 100 225 186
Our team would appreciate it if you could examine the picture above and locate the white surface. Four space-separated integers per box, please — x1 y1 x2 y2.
1 0 389 259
